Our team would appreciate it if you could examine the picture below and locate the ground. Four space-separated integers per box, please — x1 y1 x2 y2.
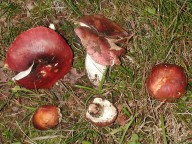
0 0 192 144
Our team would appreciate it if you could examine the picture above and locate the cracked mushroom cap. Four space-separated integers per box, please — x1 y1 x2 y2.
78 14 128 38
75 27 126 66
5 26 73 89
86 98 118 127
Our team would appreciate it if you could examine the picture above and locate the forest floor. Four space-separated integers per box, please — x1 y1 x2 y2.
0 0 192 144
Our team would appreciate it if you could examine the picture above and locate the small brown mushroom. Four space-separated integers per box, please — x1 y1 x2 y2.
32 105 62 130
86 98 118 127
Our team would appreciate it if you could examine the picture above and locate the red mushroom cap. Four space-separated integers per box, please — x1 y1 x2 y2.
146 63 187 102
75 27 126 66
78 14 128 38
5 26 73 89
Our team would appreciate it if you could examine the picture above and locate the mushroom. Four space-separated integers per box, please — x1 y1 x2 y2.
86 97 118 127
32 105 62 130
5 26 73 89
146 63 187 102
75 15 131 86
78 14 129 38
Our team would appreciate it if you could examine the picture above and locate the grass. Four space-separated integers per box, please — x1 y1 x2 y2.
160 114 168 144
0 0 192 143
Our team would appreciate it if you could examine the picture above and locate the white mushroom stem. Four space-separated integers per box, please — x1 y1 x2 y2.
86 98 117 126
85 54 107 86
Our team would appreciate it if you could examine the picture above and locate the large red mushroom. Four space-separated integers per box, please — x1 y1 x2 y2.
75 27 126 66
75 15 131 86
146 63 187 102
5 26 73 89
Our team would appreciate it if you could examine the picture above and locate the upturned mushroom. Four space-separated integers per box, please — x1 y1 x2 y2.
86 97 118 127
5 26 73 89
75 15 132 86
146 63 187 102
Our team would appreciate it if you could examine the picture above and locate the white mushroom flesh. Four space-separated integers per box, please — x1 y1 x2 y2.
79 22 91 29
86 98 117 124
49 23 56 30
12 61 34 81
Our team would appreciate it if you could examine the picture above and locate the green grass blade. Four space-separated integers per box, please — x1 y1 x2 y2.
98 66 109 93
64 0 82 17
160 114 168 144
74 85 96 92
119 115 137 144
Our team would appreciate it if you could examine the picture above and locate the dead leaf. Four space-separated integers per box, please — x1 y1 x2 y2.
116 113 127 126
0 61 4 67
0 69 8 82
0 85 11 99
62 68 85 84
115 105 128 126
